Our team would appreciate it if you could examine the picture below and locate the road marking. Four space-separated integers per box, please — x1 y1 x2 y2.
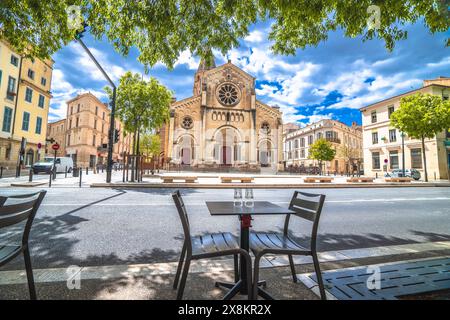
1 241 449 286
39 197 450 206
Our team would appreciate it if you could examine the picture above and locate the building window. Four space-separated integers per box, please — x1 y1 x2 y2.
261 122 270 134
300 138 305 148
103 112 105 120
35 117 42 134
94 120 97 130
22 112 30 131
27 69 35 80
77 104 80 112
0 70 2 86
10 55 19 66
41 77 47 86
69 119 72 129
389 150 399 169
411 148 422 169
294 139 299 149
71 106 73 115
372 132 378 144
388 106 395 118
76 117 79 127
372 152 380 170
38 94 45 108
6 77 16 100
389 129 397 142
25 88 33 103
308 135 313 145
2 107 13 132
371 111 377 123
181 116 193 129
300 149 305 158
67 134 71 146
95 106 98 116
93 135 96 146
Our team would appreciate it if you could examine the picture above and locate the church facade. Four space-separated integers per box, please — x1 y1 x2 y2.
160 56 283 172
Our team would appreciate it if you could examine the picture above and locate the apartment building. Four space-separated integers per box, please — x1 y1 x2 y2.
360 76 450 179
0 39 53 168
60 93 131 168
283 119 363 173
46 119 66 156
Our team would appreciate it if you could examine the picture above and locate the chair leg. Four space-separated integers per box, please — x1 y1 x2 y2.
177 258 191 300
253 255 261 300
312 252 326 300
288 254 298 283
243 253 253 300
23 247 36 300
173 243 187 290
233 254 239 283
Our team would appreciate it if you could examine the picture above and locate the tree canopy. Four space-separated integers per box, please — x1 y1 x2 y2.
308 138 336 174
104 72 172 135
140 133 162 158
1 0 448 68
390 93 450 181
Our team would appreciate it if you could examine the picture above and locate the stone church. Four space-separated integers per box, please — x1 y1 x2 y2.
160 53 283 172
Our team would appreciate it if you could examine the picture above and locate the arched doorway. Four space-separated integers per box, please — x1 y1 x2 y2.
214 127 242 166
258 139 273 167
177 135 195 165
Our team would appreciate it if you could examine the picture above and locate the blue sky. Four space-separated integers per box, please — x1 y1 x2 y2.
49 20 450 126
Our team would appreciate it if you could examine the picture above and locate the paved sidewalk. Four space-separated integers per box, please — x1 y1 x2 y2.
1 241 450 299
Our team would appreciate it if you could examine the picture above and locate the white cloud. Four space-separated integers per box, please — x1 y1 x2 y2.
244 30 265 43
174 50 200 70
426 56 450 68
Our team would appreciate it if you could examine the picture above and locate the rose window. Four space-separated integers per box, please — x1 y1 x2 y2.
182 116 193 129
217 83 240 106
261 122 271 134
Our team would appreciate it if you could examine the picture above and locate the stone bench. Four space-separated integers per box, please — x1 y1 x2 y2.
347 177 375 183
161 176 198 183
304 177 334 183
385 177 412 183
221 176 254 183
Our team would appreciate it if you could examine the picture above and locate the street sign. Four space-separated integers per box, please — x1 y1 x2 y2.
52 143 60 151
384 159 388 164
37 143 42 149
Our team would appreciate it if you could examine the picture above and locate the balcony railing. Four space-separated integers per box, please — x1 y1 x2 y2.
325 137 341 144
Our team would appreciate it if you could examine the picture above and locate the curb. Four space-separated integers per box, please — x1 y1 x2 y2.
90 182 450 189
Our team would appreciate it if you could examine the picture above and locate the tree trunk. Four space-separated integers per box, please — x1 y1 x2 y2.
421 136 428 182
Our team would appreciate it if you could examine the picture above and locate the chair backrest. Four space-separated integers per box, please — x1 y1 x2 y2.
0 191 47 245
285 191 326 250
172 191 192 252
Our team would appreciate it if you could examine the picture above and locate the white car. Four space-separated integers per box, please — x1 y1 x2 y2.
33 157 74 174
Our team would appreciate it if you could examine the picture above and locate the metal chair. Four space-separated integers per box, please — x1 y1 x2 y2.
172 190 253 300
250 191 327 300
0 190 46 300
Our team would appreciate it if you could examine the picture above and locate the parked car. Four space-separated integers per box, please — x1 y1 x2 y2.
32 157 74 174
385 169 421 180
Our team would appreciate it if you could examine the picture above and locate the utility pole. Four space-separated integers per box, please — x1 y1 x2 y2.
401 132 405 177
75 28 116 183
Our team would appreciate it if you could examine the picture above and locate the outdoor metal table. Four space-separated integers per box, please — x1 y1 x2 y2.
206 201 295 300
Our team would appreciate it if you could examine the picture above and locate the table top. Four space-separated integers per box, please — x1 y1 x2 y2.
206 201 294 216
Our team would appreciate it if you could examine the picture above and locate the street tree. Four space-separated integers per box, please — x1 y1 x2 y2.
140 133 162 172
105 72 172 155
338 144 362 175
1 1 448 68
390 93 450 182
308 138 336 175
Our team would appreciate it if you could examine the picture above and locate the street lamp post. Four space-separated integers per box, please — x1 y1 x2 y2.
75 31 116 183
401 132 406 177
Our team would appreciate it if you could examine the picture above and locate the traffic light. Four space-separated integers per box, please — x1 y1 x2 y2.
114 129 120 143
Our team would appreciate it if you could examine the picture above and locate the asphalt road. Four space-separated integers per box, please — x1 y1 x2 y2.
1 187 449 270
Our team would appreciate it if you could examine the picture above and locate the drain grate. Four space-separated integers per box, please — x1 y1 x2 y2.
298 257 450 300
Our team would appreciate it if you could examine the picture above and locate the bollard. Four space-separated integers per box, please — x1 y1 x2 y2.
29 169 33 182
79 168 82 188
65 167 68 178
86 167 89 175
0 166 3 179
53 168 56 180
49 172 52 187
434 172 436 181
376 172 378 179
